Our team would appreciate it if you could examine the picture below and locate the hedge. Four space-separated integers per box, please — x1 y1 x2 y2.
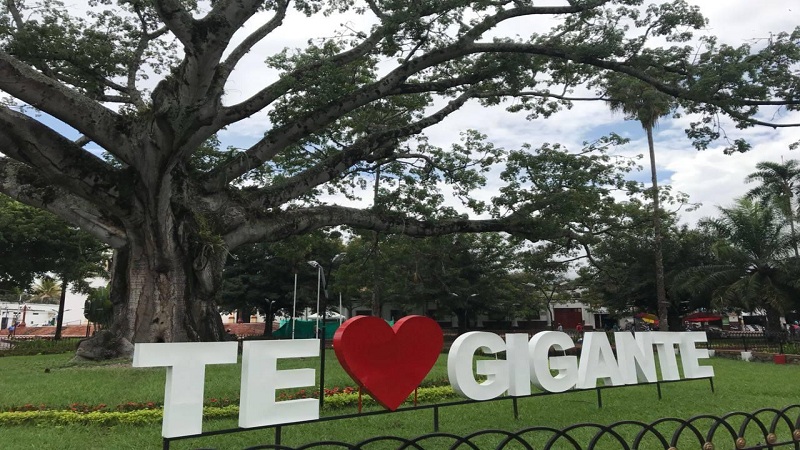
0 386 460 426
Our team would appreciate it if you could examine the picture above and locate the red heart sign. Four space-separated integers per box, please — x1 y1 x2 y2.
333 315 443 411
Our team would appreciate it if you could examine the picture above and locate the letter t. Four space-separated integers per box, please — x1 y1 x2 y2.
133 342 238 438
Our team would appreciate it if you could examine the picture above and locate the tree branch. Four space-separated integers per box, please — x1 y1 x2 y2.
253 90 475 208
224 205 543 250
466 42 800 109
0 107 130 217
716 103 800 128
474 90 607 101
0 51 135 162
216 24 387 127
152 0 196 50
5 0 24 30
460 0 611 42
74 135 91 147
213 0 290 90
0 158 128 248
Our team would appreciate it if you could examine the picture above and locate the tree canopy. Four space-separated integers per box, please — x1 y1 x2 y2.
1 0 799 345
677 198 800 331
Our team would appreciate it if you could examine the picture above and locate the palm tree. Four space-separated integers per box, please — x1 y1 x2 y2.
31 277 62 304
680 198 798 331
745 159 800 257
605 75 674 329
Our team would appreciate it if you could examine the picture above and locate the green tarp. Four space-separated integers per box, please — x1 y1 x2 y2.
274 319 341 339
273 318 395 339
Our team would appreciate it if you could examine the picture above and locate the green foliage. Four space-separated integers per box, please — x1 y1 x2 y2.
334 232 524 325
0 338 80 357
0 194 107 295
745 159 800 255
84 285 112 326
219 231 345 323
0 408 163 426
0 385 459 425
30 276 61 304
578 222 717 317
677 198 800 325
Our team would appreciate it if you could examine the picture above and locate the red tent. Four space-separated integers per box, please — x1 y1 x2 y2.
683 312 723 323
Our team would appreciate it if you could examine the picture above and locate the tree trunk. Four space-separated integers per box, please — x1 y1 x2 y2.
102 205 227 345
647 125 670 331
263 300 274 337
765 306 783 333
371 286 382 318
54 279 68 340
787 210 799 257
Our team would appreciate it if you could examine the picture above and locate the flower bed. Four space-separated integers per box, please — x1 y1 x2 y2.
0 384 460 426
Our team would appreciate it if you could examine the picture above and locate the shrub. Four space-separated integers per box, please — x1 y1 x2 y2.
0 338 81 356
0 385 461 425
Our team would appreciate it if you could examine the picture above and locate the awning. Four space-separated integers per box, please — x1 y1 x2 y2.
682 312 723 323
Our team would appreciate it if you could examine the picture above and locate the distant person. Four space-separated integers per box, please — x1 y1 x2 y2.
7 324 16 338
557 323 563 332
576 323 584 333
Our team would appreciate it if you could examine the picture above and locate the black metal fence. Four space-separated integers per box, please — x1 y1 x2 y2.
170 403 800 450
705 331 800 354
164 377 714 450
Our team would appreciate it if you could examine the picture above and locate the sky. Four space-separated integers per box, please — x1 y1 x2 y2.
204 0 800 227
10 0 800 229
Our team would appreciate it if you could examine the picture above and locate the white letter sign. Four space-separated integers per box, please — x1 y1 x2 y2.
133 342 237 438
448 331 509 400
577 332 624 389
529 331 577 393
614 332 657 384
239 339 319 428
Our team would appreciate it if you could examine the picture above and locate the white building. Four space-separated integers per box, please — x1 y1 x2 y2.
0 301 58 328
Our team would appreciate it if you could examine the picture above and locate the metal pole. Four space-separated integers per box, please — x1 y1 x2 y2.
292 273 297 339
339 292 343 325
596 387 603 408
315 267 321 338
318 266 328 412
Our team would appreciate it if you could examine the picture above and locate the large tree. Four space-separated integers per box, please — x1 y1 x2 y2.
1 1 799 346
604 75 674 328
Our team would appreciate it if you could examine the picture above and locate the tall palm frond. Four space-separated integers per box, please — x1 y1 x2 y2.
31 277 62 304
745 160 800 256
680 198 798 329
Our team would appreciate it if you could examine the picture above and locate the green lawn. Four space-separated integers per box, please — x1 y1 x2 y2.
1 350 799 449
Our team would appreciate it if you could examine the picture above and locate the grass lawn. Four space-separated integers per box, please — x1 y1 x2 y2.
1 349 799 449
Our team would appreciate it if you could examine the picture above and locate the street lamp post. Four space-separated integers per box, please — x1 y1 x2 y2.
308 260 329 411
307 253 346 411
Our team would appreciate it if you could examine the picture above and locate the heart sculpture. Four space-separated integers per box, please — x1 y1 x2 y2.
333 315 443 411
